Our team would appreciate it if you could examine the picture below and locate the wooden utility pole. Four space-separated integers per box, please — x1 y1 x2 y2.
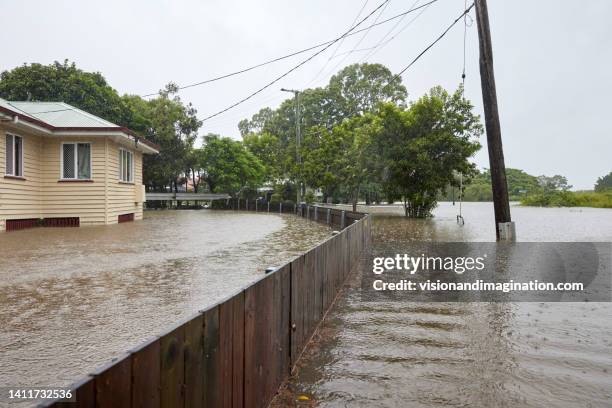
474 0 514 240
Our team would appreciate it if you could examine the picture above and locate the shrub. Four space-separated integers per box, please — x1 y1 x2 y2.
521 191 612 208
270 193 282 204
304 191 315 204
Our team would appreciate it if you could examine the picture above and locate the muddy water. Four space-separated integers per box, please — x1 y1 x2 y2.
278 203 612 408
0 210 331 393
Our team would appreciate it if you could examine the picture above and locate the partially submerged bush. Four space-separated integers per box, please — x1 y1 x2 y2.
521 191 612 208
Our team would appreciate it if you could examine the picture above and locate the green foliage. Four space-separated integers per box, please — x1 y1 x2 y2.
270 193 282 204
197 134 264 196
521 191 612 208
0 61 200 191
240 63 408 186
131 85 201 190
446 168 540 202
2 60 489 215
537 174 571 192
304 191 315 204
242 131 283 182
327 63 407 118
0 60 134 126
595 171 612 192
282 199 296 209
373 86 482 217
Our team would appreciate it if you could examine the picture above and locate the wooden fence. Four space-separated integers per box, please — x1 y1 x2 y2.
41 205 370 408
218 199 364 231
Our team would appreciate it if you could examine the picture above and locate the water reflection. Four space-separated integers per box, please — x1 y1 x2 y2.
0 210 331 393
276 203 612 407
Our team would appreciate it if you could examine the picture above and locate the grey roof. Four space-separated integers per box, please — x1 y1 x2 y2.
2 99 118 128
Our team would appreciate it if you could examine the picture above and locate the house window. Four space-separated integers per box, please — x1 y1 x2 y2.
61 143 91 180
119 149 134 183
5 134 23 177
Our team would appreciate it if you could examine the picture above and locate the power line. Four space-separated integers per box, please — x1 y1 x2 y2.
395 2 475 78
359 0 432 62
141 0 439 98
358 0 421 62
200 0 391 122
317 0 392 86
306 0 370 87
327 0 431 62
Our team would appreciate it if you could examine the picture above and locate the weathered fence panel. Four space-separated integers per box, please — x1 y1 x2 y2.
43 205 369 408
231 293 245 408
96 355 131 408
203 307 220 407
160 326 185 408
131 339 161 408
184 313 204 408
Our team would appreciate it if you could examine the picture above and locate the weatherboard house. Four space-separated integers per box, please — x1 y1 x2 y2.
0 98 159 232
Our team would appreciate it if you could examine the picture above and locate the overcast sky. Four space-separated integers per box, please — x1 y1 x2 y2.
3 0 611 189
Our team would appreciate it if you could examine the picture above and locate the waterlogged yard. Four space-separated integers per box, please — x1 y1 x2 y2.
0 210 331 394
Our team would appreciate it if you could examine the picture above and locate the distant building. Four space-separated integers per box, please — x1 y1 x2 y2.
0 98 159 232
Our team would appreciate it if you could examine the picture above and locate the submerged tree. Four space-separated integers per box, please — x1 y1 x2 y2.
374 86 482 217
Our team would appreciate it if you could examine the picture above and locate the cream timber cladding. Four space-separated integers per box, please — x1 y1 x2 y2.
106 140 144 223
0 98 158 232
0 129 44 229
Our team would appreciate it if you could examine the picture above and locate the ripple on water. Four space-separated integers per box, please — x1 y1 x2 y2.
275 203 612 408
0 210 331 394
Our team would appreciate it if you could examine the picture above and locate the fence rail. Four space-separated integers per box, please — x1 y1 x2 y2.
40 205 370 408
146 193 231 201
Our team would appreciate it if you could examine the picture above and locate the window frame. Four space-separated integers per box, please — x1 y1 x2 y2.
60 142 92 180
118 148 134 183
5 133 24 178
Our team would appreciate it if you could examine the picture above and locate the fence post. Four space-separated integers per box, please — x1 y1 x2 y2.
267 202 270 212
306 205 310 220
294 204 296 214
237 198 240 210
314 206 318 221
327 208 331 225
341 210 346 229
246 199 249 211
280 202 283 213
255 199 258 212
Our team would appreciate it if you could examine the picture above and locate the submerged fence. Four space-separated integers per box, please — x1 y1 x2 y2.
42 205 370 408
219 198 364 231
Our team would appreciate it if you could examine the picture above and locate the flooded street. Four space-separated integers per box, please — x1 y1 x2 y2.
278 203 612 408
0 210 331 392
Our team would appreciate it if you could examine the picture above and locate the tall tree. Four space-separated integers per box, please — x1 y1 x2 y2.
327 63 407 118
128 84 201 191
242 131 284 183
537 175 572 192
594 171 612 192
239 63 408 186
0 60 133 126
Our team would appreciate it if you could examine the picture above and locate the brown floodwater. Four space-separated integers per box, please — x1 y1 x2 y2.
0 210 331 396
276 202 612 408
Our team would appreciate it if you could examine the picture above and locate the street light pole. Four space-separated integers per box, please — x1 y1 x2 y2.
281 88 302 204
